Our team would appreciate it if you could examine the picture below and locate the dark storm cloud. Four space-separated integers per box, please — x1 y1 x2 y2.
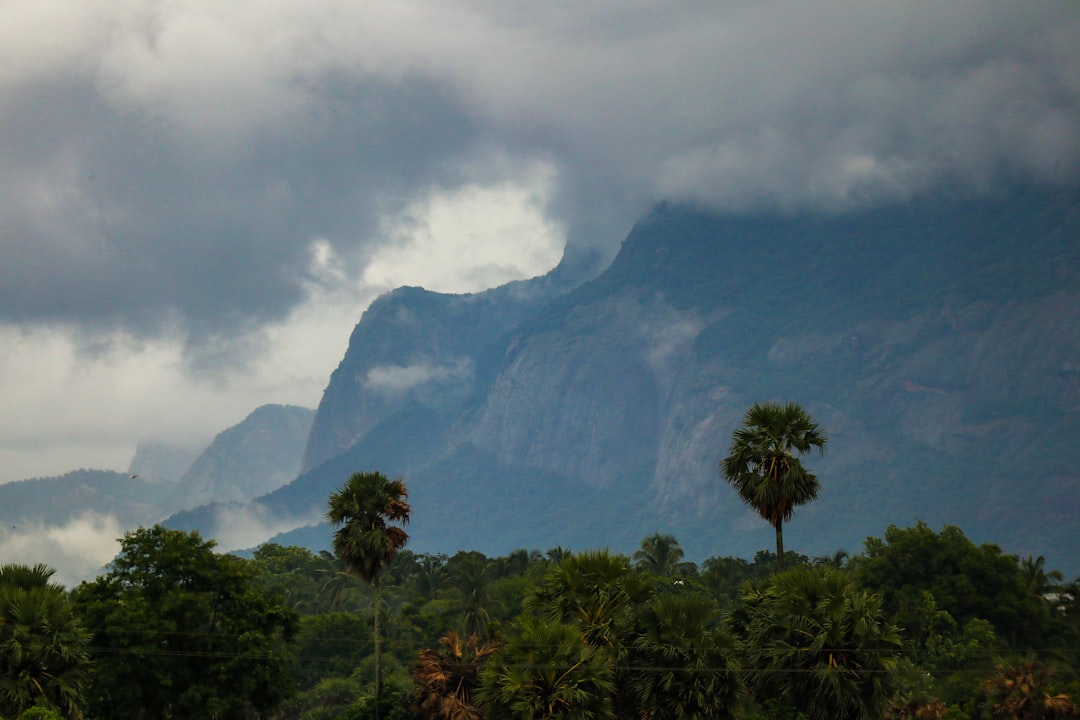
1 0 1077 346
0 71 476 339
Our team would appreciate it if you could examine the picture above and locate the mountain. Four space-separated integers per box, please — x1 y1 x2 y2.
169 189 1080 575
164 404 315 510
0 470 166 529
128 442 202 485
3 404 315 538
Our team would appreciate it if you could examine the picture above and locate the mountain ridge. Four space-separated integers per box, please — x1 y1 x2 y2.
169 189 1080 574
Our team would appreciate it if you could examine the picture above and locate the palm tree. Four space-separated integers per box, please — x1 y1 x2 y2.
525 551 655 719
1020 555 1065 604
632 533 693 578
0 564 90 719
977 659 1077 719
628 592 743 720
315 550 367 612
813 549 850 569
720 401 827 569
413 554 449 603
446 559 498 638
414 631 500 720
327 471 411 712
479 617 615 720
526 550 654 652
730 566 902 720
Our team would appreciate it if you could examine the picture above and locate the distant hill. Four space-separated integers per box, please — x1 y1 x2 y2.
4 404 315 537
170 189 1080 574
164 404 315 510
0 470 165 529
128 442 202 485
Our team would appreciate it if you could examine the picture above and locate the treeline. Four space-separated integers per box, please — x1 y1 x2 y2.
6 400 1079 719
2 521 1077 719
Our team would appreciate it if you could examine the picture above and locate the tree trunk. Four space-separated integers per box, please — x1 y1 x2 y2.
374 577 382 720
775 517 785 571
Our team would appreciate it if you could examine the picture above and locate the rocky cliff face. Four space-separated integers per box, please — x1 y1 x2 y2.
127 442 202 485
470 294 666 489
300 277 572 473
189 189 1080 572
165 404 314 509
450 194 1080 533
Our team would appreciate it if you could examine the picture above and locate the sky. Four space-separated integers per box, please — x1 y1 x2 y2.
2 1 1079 582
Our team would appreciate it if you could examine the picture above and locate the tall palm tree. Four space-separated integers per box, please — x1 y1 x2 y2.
327 471 411 712
720 401 827 569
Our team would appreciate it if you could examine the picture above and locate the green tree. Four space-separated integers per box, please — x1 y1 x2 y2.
16 708 65 720
526 550 654 653
812 549 850 569
0 564 89 720
72 526 297 719
853 523 1056 649
632 533 695 578
697 556 757 609
251 543 337 614
443 552 499 638
479 618 615 720
720 401 827 569
290 612 373 690
730 566 903 720
525 550 655 718
628 592 742 720
409 555 449 603
1021 555 1066 605
327 471 411 712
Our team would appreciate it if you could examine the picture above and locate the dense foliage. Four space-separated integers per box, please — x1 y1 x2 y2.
0 564 89 719
6 520 1078 719
70 526 297 720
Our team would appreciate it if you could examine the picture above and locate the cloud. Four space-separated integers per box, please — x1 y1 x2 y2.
201 502 323 553
0 318 333 483
0 513 124 588
1 0 1078 485
0 505 316 588
2 1 1076 341
644 314 705 377
364 359 474 397
362 157 565 293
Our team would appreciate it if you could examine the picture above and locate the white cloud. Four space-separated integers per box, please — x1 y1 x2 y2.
363 160 565 294
643 315 704 378
364 359 474 397
0 308 340 485
0 513 123 588
205 503 323 553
